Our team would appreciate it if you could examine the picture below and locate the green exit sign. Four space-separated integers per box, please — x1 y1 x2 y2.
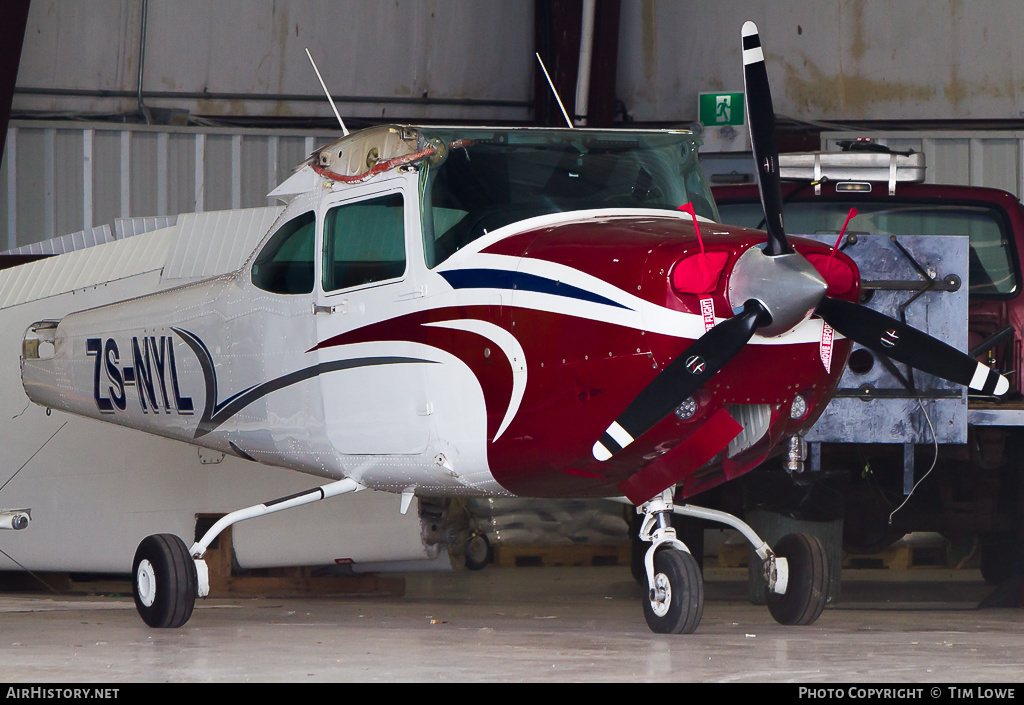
699 92 745 126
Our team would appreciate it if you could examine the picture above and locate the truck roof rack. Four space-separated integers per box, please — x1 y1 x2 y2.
779 139 926 195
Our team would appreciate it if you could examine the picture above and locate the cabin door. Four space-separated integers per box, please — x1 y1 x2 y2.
314 182 433 456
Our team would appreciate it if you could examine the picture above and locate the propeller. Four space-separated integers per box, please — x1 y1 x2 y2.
816 297 1009 395
592 300 769 461
591 21 1009 463
742 21 790 257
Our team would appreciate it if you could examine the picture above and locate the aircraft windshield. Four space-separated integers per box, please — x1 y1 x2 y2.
418 128 718 268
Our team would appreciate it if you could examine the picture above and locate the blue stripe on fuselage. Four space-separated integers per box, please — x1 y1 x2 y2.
438 269 632 310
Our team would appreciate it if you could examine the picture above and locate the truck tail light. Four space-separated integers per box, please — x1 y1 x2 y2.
836 182 872 193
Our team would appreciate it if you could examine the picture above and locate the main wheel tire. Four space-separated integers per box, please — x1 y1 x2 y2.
980 533 1017 586
767 532 830 626
642 549 704 634
464 533 492 571
132 534 197 628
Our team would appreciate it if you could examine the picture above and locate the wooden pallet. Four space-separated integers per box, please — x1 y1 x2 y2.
843 537 949 570
491 543 630 568
716 536 950 571
6 571 405 599
716 542 750 568
0 524 406 598
200 524 405 597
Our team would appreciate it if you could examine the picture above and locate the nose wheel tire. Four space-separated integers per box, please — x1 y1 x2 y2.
643 548 704 634
132 534 198 628
767 533 830 626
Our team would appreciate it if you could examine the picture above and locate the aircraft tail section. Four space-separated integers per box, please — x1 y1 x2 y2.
15 206 287 451
0 207 282 312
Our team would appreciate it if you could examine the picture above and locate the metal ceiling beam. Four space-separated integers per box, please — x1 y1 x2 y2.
534 0 620 127
0 0 31 161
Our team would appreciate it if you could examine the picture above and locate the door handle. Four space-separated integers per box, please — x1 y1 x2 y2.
394 286 426 301
313 299 348 315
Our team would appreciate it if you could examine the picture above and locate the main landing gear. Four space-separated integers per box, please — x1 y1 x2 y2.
132 534 199 628
635 490 831 634
131 477 363 628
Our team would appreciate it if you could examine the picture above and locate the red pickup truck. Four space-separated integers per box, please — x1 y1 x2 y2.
712 144 1024 584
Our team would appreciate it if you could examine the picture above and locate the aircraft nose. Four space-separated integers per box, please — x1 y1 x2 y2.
727 246 828 337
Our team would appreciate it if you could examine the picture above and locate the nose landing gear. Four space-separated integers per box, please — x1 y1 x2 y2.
636 491 704 634
644 546 704 634
634 491 831 634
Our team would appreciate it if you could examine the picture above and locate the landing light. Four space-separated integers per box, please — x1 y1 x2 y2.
675 397 698 421
789 394 808 420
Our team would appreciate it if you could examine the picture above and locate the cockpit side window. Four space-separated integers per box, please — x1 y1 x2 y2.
251 211 316 294
323 192 406 292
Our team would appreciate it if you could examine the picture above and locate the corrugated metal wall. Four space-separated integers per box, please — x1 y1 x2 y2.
1 121 337 250
616 0 1024 124
20 2 1024 128
6 122 1024 254
15 0 535 125
823 132 1024 198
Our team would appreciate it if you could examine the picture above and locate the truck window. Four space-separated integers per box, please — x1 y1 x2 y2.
717 201 1018 297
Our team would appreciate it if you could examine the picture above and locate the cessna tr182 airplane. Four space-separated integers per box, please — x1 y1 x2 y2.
15 23 1009 634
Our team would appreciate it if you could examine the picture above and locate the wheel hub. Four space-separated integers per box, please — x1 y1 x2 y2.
649 573 671 617
467 535 487 562
136 558 157 607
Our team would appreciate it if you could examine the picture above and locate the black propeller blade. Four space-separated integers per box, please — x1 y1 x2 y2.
592 300 770 461
741 21 790 257
816 296 1009 396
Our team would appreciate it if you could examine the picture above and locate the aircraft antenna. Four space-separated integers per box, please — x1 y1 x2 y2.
305 48 349 136
535 52 573 129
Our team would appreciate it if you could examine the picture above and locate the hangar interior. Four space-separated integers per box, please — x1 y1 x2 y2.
2 0 1024 682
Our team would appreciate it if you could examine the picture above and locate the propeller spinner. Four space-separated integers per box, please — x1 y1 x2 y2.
592 21 1009 463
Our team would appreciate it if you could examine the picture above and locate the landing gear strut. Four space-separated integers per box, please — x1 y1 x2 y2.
633 490 831 634
636 491 704 634
131 477 362 628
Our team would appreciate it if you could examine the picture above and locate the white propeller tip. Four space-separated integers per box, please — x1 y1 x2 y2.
995 375 1010 396
971 362 1011 396
741 22 765 65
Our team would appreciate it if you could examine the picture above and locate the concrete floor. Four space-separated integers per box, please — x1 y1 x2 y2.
0 565 1021 683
